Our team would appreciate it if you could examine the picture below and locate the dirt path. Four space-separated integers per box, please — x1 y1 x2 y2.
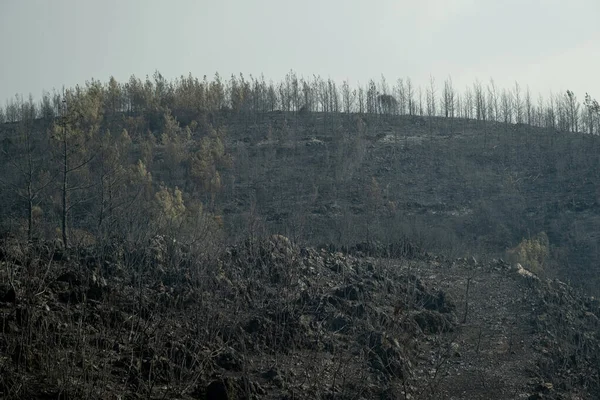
408 261 543 399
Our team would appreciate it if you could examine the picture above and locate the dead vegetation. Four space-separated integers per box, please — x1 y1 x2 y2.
0 236 598 399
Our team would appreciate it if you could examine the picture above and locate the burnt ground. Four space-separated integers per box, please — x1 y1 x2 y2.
217 113 600 295
0 236 599 399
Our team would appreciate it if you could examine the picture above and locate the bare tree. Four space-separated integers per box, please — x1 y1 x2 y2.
5 96 19 122
442 77 455 119
545 92 556 130
378 75 393 116
487 79 499 122
395 78 406 115
565 90 580 132
341 80 353 114
317 76 330 114
536 94 545 127
267 80 278 111
52 86 103 248
463 86 473 120
513 81 523 124
556 92 569 132
302 78 313 112
406 78 415 116
380 75 390 97
501 89 513 125
278 81 289 112
524 86 533 125
426 75 437 118
473 80 486 123
252 75 266 113
584 93 599 135
367 80 377 114
39 91 55 121
0 95 54 240
455 92 462 119
418 86 424 116
288 70 300 111
357 84 365 114
377 94 398 115
328 78 340 113
92 128 134 238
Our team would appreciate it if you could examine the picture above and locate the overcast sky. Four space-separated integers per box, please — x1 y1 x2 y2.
1 0 599 104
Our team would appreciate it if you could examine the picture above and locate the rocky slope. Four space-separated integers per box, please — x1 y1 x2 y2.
0 236 598 399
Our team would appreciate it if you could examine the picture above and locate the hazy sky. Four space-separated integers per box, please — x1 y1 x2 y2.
1 0 599 103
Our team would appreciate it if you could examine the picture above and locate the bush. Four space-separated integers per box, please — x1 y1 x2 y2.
507 232 549 275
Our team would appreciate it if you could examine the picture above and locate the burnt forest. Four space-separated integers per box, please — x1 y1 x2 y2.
1 72 600 399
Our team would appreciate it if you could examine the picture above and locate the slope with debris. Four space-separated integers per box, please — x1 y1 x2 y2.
0 236 598 399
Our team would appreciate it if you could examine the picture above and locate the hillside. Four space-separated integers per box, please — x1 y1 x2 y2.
1 236 598 399
216 112 600 294
1 74 600 294
2 75 600 398
3 106 600 293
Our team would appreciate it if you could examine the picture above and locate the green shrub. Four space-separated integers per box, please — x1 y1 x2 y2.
507 232 549 274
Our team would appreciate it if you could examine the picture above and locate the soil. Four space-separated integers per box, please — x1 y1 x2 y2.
1 236 598 399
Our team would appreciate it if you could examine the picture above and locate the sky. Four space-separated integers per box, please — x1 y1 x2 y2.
1 0 599 104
